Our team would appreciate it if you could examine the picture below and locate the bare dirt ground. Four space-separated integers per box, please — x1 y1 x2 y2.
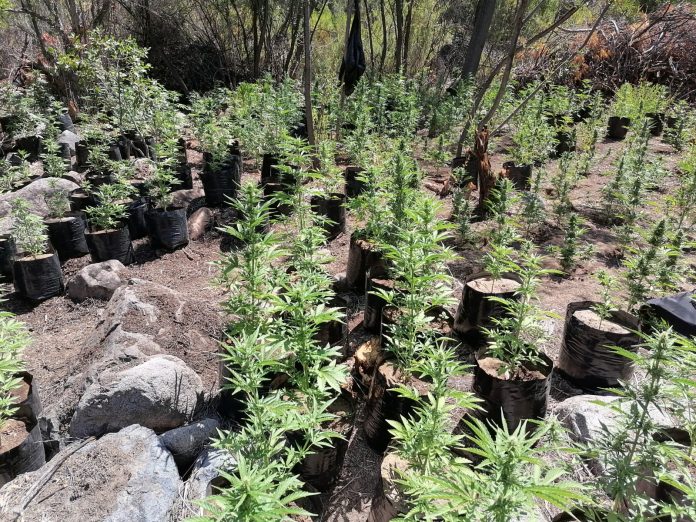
3 131 692 521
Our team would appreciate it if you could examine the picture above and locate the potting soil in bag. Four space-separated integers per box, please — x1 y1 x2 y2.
338 0 366 96
641 292 696 337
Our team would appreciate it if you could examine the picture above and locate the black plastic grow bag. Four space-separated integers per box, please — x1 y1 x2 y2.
345 166 366 198
453 271 522 338
555 301 639 393
607 116 631 140
45 215 89 262
345 232 385 291
0 235 16 281
126 198 150 240
147 207 189 250
13 253 64 301
85 227 134 265
201 155 241 206
473 352 552 433
310 193 346 240
640 291 696 337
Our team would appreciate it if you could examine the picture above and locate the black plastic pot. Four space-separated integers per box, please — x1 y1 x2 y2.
315 294 348 348
453 271 522 339
607 116 631 140
85 226 134 265
502 161 532 190
69 189 93 212
364 362 425 453
345 233 385 291
473 351 552 433
126 198 150 240
367 453 409 522
345 166 366 198
555 301 640 393
0 234 16 281
555 130 576 155
646 112 665 136
311 193 346 240
263 182 293 217
666 116 679 129
289 396 353 491
12 372 42 426
13 252 64 301
57 112 74 133
14 136 41 161
107 142 122 161
0 419 46 487
118 135 133 160
45 214 89 262
363 273 393 334
261 153 281 185
201 155 242 207
146 207 189 250
75 142 90 167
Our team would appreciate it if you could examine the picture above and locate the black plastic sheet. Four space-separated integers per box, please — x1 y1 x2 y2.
641 291 696 337
338 0 366 96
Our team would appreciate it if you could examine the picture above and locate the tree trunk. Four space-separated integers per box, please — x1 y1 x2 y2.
394 0 404 73
474 127 493 218
364 0 375 70
304 0 316 146
461 0 498 81
379 0 388 76
402 0 415 76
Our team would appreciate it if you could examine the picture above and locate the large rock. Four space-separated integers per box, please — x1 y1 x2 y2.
172 188 204 209
66 260 128 302
57 130 81 152
0 425 181 522
88 278 222 390
554 394 674 475
0 177 79 233
183 448 237 509
159 417 220 469
555 394 674 445
70 355 204 438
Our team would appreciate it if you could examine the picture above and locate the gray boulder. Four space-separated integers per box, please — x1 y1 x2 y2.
172 188 204 209
160 417 220 469
70 355 204 438
57 130 81 153
0 425 181 522
555 394 674 445
67 260 128 302
0 177 79 233
183 448 236 509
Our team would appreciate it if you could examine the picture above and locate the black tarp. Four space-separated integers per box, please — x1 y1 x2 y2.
338 0 366 96
641 291 696 337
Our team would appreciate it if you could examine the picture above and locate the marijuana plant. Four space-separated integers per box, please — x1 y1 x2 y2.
10 198 48 257
43 179 71 219
0 309 29 435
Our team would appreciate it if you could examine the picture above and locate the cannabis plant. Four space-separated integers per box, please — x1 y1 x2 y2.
550 153 579 226
374 198 457 370
622 219 682 312
553 212 593 274
396 418 586 522
0 309 29 436
486 178 521 247
520 168 547 236
451 167 477 244
482 253 558 375
84 182 132 231
11 199 48 257
147 163 181 211
586 329 696 519
217 182 285 336
43 179 71 219
591 270 619 330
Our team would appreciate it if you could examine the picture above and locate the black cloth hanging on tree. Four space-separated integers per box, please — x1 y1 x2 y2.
339 0 366 96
